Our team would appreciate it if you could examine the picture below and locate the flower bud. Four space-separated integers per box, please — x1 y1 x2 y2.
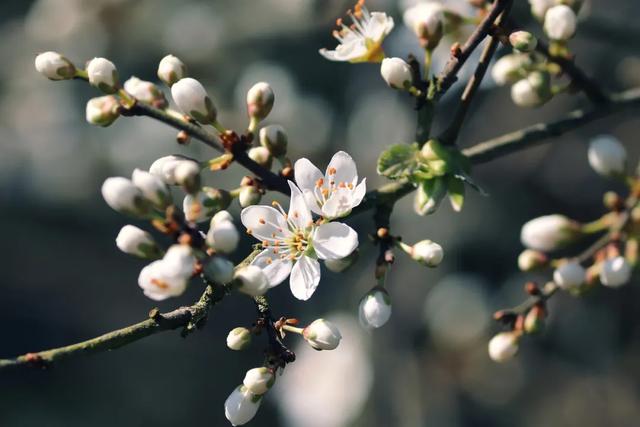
509 31 537 53
491 54 532 86
149 155 199 185
211 210 234 226
324 249 358 273
85 95 120 127
588 135 627 177
544 5 577 41
183 187 232 223
239 186 262 208
517 249 548 271
248 146 272 169
131 168 171 209
203 255 235 285
224 386 261 426
35 51 75 80
243 367 275 395
246 82 274 122
414 178 446 216
302 319 342 351
511 71 551 108
116 225 161 259
226 327 252 351
86 57 119 93
207 219 239 254
138 255 191 301
488 331 520 362
529 0 554 21
358 288 392 329
162 244 196 278
380 57 413 90
157 54 186 87
259 125 288 157
123 76 167 108
553 261 586 290
524 306 545 334
410 240 444 267
234 265 269 296
600 256 632 288
174 160 201 194
101 177 149 217
171 77 217 124
520 214 579 252
403 2 444 49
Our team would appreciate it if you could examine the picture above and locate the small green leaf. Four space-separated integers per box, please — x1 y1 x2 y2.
414 178 446 216
377 143 419 180
447 176 465 212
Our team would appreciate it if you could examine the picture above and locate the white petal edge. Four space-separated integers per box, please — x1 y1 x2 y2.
251 249 293 287
240 205 290 242
326 151 358 187
289 255 321 300
351 178 367 207
313 222 359 260
294 158 323 193
287 181 313 230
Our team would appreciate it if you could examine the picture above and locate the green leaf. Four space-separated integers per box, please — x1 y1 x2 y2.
447 176 465 212
414 178 446 216
377 143 419 180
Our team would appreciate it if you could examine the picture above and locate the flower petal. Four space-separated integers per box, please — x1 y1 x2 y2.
289 255 320 300
241 205 289 242
326 151 358 187
352 178 367 207
251 249 293 287
294 158 323 193
366 12 394 41
322 188 354 219
313 222 359 260
287 181 313 230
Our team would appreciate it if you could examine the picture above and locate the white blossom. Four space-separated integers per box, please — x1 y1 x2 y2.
294 151 366 219
511 71 551 108
243 367 275 395
137 246 195 301
115 225 160 259
410 240 444 267
600 256 632 288
203 256 235 285
303 319 342 350
35 51 75 80
491 54 532 86
241 182 358 300
157 54 186 87
227 327 252 351
509 31 537 53
85 95 120 127
173 160 201 194
517 249 547 271
319 4 394 63
212 210 234 226
259 125 288 157
520 214 577 252
224 385 262 426
488 332 519 362
358 288 392 329
234 265 270 297
183 188 231 223
402 1 444 46
207 216 239 254
553 261 586 290
544 5 577 41
588 135 627 177
171 77 217 124
149 155 199 185
123 76 166 107
246 82 274 121
238 186 262 208
162 244 196 278
528 0 555 21
380 57 413 90
101 177 148 217
86 57 119 93
131 168 171 209
248 146 272 169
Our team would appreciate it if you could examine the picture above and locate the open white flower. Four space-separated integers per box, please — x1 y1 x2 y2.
319 1 394 63
241 182 358 300
294 151 366 219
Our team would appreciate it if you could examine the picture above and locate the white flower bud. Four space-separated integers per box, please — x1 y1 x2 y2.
149 155 199 186
157 54 186 87
411 240 444 267
85 95 120 127
491 54 532 86
544 5 577 41
324 250 358 273
520 214 579 252
529 0 555 21
259 125 288 157
211 210 234 226
174 160 201 194
248 146 272 169
226 327 252 351
224 386 261 426
138 260 189 301
171 77 217 124
183 188 232 223
303 319 342 351
123 76 167 107
553 261 586 290
517 249 548 271
86 57 119 93
243 367 275 395
380 57 413 90
511 71 551 108
588 135 627 177
203 255 235 284
101 177 149 217
509 31 537 53
115 225 161 259
162 244 196 278
234 265 269 296
403 2 444 48
131 168 171 209
600 256 632 288
35 51 75 80
239 186 262 208
488 332 520 363
246 82 274 121
206 219 239 254
358 288 392 329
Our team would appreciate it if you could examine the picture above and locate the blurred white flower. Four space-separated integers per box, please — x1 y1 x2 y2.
137 245 196 301
224 385 261 426
234 265 270 297
34 51 75 80
553 261 586 290
358 288 392 329
588 135 627 177
544 5 577 41
101 176 148 217
600 256 632 288
243 367 275 395
226 327 252 351
520 214 578 252
157 54 187 87
85 95 119 127
131 168 171 209
115 225 160 259
488 331 520 363
206 212 240 254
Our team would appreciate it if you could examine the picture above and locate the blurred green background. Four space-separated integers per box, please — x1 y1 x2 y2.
2 0 640 426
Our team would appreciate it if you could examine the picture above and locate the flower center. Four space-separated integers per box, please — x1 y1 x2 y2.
312 169 354 209
258 202 315 262
332 0 373 43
